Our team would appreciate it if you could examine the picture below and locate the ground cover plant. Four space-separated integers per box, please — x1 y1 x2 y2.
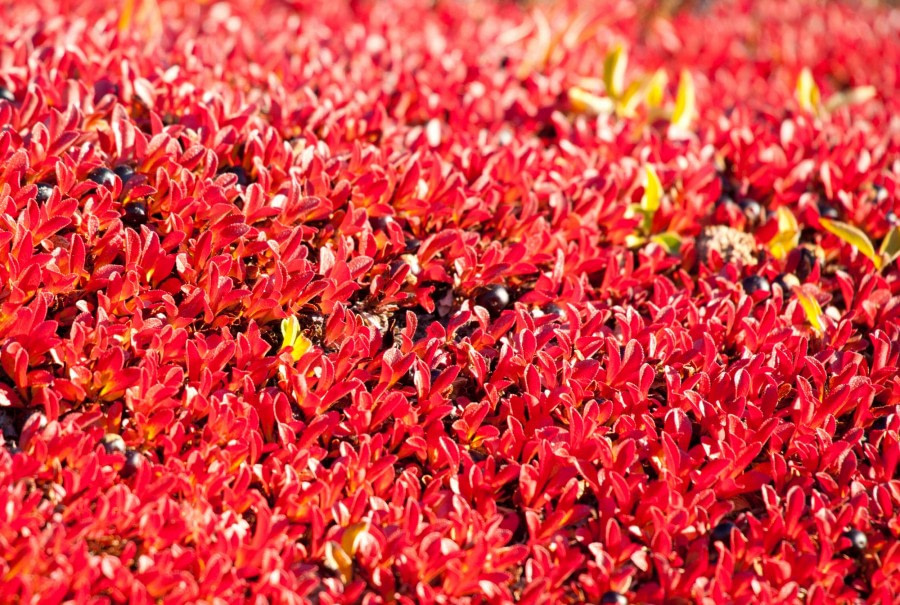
0 0 899 602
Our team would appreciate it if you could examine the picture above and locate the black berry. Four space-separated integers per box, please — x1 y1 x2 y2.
88 167 117 189
122 199 148 229
405 238 421 253
113 164 135 182
0 87 14 103
370 215 395 232
543 303 563 316
844 529 867 555
536 122 557 141
600 592 627 605
741 275 770 296
710 521 735 545
475 285 510 316
220 165 249 187
100 433 126 455
121 449 144 478
872 416 888 430
738 198 764 228
818 203 839 219
794 247 817 282
35 182 54 203
773 273 799 295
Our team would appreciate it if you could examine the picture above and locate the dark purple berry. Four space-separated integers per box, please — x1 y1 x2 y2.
475 285 510 316
121 449 143 478
0 87 14 103
370 215 395 232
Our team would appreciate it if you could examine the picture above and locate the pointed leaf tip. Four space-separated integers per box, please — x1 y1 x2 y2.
641 165 662 214
820 218 882 270
796 68 821 115
670 69 695 131
603 44 628 99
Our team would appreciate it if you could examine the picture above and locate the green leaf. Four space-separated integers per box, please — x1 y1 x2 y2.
820 218 882 270
603 44 627 99
670 70 695 131
651 231 681 254
880 227 900 265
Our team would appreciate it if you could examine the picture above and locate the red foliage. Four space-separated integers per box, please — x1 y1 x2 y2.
1 0 899 602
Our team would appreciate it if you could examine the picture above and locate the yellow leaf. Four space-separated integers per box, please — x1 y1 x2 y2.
341 522 370 556
625 234 646 248
118 0 136 31
645 69 668 109
568 87 615 116
879 227 900 265
119 0 163 39
670 70 695 132
280 316 312 362
641 165 662 214
618 79 646 118
769 206 800 260
323 541 353 583
796 68 821 115
794 286 825 334
824 86 877 113
603 44 628 99
820 218 882 270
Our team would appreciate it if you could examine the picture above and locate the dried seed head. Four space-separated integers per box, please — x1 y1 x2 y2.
696 225 758 266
